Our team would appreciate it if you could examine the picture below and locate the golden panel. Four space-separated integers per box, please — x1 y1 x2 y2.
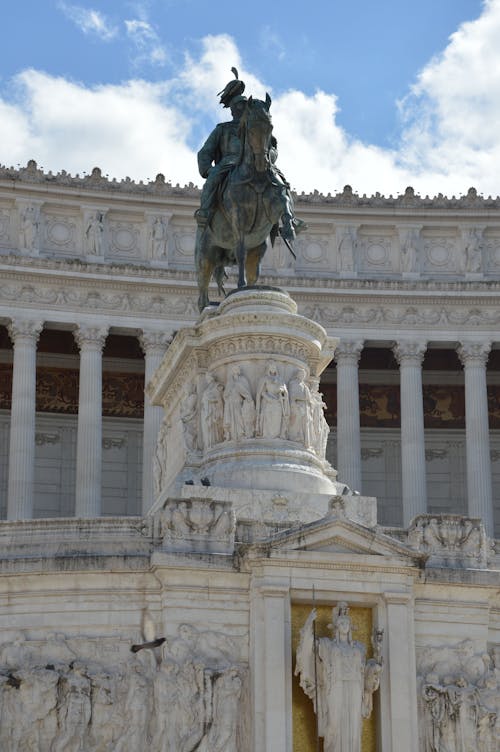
291 603 376 752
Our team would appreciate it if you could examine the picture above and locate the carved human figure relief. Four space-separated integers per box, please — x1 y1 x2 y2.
310 388 330 459
295 602 383 752
180 382 199 452
150 215 168 258
19 204 40 253
463 227 483 272
418 640 498 752
400 226 421 272
85 211 105 256
201 372 224 449
256 360 290 439
153 417 169 497
223 364 254 442
201 667 243 752
288 368 313 448
338 225 357 272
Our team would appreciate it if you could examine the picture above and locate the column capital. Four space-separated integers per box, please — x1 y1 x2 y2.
7 319 43 345
334 339 364 365
393 340 427 366
139 330 173 356
74 325 108 352
457 341 491 367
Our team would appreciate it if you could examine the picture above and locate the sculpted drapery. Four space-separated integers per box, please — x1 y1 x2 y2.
295 603 383 752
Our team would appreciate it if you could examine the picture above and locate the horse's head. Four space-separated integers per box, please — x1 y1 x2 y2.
241 94 273 173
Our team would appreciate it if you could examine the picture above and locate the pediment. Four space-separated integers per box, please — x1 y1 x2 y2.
266 515 418 560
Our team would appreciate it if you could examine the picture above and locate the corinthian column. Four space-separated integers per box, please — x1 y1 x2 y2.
6 319 43 519
74 325 108 517
139 330 171 514
393 340 427 525
457 341 493 536
334 340 363 492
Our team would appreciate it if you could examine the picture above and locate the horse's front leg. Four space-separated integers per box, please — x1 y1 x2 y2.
236 236 247 288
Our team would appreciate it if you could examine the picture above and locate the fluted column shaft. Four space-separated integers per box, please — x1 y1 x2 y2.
457 342 493 536
393 341 427 525
334 340 363 492
139 331 171 514
74 326 108 518
7 320 43 519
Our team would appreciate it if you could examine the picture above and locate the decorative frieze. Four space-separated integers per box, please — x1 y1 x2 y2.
417 640 499 752
407 514 491 567
157 497 235 554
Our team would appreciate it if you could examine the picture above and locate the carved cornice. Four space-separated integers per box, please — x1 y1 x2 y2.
3 164 500 209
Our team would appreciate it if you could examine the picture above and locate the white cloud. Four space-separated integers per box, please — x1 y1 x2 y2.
0 70 197 184
3 2 500 197
58 2 117 41
125 18 168 67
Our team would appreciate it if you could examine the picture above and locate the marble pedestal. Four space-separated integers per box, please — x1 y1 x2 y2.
147 288 373 525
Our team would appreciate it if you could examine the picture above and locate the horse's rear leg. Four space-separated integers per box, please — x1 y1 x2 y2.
195 235 212 312
237 236 247 288
246 242 267 285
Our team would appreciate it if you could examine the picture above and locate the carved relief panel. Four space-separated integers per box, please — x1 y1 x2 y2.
0 208 12 248
357 226 397 274
294 229 335 274
107 217 141 261
421 227 459 274
483 227 500 273
43 212 79 255
170 222 196 267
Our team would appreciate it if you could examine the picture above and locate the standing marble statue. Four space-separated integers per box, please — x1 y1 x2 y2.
180 383 198 452
288 368 313 448
223 365 254 442
295 602 383 752
256 360 290 439
201 372 224 449
85 211 104 256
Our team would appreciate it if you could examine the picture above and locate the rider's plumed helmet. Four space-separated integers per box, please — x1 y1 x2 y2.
218 67 246 108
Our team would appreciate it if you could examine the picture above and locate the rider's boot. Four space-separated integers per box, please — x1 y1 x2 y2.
293 217 308 234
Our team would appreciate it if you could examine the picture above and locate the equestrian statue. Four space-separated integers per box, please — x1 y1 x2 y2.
194 68 305 311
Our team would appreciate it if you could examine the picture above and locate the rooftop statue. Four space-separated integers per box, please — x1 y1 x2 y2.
194 67 305 311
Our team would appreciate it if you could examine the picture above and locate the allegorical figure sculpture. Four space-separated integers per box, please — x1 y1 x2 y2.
194 68 306 311
256 360 290 439
288 368 313 448
295 602 383 752
201 372 224 449
223 365 254 442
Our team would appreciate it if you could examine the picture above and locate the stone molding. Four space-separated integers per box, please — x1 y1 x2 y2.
2 163 500 208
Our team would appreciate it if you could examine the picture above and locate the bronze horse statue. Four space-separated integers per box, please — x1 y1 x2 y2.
195 94 287 312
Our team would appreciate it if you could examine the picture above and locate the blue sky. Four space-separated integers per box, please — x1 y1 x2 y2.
2 0 499 196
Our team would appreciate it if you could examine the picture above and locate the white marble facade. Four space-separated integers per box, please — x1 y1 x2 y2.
0 166 497 750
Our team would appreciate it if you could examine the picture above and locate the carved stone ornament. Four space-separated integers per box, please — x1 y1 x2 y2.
158 497 236 554
256 360 289 440
407 514 492 567
0 625 247 752
295 603 383 752
180 381 199 453
417 640 499 752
